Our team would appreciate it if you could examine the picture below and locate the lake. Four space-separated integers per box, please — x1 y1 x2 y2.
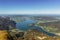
16 19 56 36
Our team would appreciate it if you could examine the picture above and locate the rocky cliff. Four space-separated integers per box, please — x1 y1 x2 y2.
0 16 16 30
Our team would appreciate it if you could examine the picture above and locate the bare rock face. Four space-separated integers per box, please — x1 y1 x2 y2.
0 16 25 40
0 16 17 40
0 16 16 30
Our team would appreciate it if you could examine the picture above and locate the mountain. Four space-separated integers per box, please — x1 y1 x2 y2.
24 29 60 40
35 19 60 36
0 16 16 30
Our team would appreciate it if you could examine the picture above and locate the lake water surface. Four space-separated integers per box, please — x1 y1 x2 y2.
16 19 56 36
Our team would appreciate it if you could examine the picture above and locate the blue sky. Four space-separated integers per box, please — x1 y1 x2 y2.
0 0 60 14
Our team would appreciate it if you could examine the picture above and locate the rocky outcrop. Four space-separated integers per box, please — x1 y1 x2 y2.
23 29 60 40
0 16 17 40
0 16 16 30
